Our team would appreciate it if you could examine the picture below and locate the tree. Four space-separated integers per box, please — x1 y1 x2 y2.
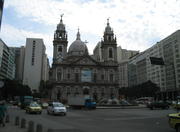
1 79 32 100
118 80 160 99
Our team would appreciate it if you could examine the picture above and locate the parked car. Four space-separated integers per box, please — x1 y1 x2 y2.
40 102 49 109
47 102 67 116
25 102 42 114
168 112 180 132
147 100 169 110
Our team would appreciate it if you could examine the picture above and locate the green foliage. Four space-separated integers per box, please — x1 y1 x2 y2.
0 79 32 100
38 80 51 98
119 80 160 99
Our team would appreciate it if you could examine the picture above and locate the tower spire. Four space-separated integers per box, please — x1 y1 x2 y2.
76 27 81 40
60 14 64 23
107 17 110 26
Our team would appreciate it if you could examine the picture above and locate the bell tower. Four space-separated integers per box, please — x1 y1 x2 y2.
53 14 68 63
101 18 117 62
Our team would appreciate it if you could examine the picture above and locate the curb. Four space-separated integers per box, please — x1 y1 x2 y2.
96 106 146 109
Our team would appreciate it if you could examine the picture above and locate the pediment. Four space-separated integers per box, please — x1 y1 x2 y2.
71 56 99 66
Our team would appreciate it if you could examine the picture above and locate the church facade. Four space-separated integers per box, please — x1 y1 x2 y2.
49 16 119 102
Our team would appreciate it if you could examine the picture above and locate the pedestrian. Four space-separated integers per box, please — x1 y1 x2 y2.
0 100 7 127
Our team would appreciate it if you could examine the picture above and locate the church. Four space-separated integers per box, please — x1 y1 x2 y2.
49 16 119 102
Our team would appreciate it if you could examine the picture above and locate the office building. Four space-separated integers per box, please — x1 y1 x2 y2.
0 39 15 80
10 46 25 82
23 38 49 91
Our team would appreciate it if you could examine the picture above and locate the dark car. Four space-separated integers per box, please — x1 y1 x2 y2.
147 100 169 110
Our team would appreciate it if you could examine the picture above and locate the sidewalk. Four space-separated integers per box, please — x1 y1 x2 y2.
0 120 25 132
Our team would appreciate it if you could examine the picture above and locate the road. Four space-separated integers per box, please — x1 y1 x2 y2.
8 106 176 132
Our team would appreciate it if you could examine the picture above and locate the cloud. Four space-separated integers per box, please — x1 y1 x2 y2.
0 24 53 62
3 0 180 55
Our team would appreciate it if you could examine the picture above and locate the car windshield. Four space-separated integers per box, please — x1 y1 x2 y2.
53 103 64 107
30 103 40 107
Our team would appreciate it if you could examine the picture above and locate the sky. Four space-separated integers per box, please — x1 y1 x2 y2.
1 0 180 65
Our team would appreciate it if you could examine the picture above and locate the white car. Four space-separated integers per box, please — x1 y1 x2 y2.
47 102 67 116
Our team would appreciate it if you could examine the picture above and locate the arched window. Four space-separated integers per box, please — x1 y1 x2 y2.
109 70 114 82
83 88 89 95
57 90 61 100
109 74 114 82
93 69 97 83
109 48 113 58
74 68 79 82
58 46 62 52
75 88 79 95
101 69 105 81
67 69 71 80
108 36 111 41
75 73 79 82
57 69 62 81
67 87 70 95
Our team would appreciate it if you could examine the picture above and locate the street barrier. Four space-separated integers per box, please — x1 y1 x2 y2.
28 121 34 132
15 116 19 126
5 114 9 123
36 124 43 132
21 118 26 128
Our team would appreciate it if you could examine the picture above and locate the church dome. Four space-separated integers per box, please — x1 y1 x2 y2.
68 29 88 56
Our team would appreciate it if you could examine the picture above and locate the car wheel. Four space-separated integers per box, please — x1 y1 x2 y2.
176 125 180 132
63 113 66 116
150 107 153 110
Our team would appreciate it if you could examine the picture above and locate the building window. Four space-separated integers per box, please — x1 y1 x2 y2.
67 69 71 80
57 69 62 81
93 73 97 82
67 73 70 80
83 88 89 95
109 36 111 41
101 74 104 80
75 88 79 95
75 73 79 82
58 46 62 52
109 48 113 58
109 74 114 82
67 87 70 95
31 41 36 65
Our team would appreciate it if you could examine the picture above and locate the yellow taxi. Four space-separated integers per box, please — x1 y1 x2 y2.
168 112 180 132
25 102 42 114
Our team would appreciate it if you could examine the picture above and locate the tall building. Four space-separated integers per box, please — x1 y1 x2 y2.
10 46 25 82
0 0 4 30
117 46 139 63
118 60 129 88
128 30 180 100
42 54 49 81
117 46 139 88
23 38 49 91
93 42 102 62
0 39 15 80
50 17 119 101
128 52 147 87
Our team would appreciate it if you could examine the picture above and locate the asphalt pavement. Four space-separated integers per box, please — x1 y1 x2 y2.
0 105 177 132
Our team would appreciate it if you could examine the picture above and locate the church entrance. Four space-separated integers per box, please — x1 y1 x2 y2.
83 86 90 95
